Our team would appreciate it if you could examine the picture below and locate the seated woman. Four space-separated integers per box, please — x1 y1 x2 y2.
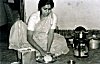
9 0 69 58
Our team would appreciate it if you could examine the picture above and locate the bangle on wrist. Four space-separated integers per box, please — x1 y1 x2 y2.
47 52 51 53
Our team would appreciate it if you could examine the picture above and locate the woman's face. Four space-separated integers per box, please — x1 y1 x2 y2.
41 4 52 17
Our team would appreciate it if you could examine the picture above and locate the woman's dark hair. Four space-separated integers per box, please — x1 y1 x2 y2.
38 0 54 11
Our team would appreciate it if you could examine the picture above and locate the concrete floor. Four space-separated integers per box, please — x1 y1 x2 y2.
0 47 100 64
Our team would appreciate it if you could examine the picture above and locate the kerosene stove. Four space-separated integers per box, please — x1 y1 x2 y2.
73 26 89 58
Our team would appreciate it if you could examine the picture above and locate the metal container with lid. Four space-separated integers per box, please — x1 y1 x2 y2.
73 26 89 58
89 35 100 49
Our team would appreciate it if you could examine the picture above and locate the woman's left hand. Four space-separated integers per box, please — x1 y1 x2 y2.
47 52 55 57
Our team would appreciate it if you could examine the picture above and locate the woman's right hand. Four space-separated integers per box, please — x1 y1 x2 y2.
40 50 47 56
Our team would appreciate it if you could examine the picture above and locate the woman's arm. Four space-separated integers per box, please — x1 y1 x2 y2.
47 13 57 52
47 29 54 52
27 30 46 56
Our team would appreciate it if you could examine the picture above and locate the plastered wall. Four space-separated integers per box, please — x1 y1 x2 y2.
24 0 100 30
0 0 7 26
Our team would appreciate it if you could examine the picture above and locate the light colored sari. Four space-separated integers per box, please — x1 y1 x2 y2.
9 13 69 56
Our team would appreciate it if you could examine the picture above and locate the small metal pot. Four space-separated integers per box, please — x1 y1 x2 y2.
67 60 75 64
89 39 100 49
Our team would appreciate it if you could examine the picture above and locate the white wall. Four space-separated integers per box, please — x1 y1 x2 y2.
24 0 39 22
24 0 100 30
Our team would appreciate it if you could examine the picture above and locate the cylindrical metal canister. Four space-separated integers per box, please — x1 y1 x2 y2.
89 39 100 49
